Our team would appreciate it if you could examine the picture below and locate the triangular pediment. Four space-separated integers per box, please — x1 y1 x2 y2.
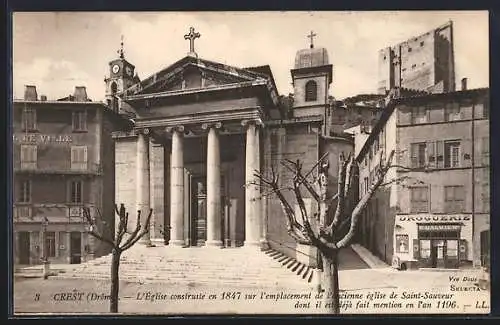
123 56 270 97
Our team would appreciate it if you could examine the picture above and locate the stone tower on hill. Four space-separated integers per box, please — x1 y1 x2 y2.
377 21 455 95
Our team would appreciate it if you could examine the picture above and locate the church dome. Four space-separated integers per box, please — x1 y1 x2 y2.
294 47 329 69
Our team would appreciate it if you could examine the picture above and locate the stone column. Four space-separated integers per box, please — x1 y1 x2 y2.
150 141 166 246
167 126 185 247
242 119 262 247
203 122 223 247
136 129 152 246
260 129 270 249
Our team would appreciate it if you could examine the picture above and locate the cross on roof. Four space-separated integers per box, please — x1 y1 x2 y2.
184 27 201 55
307 31 317 49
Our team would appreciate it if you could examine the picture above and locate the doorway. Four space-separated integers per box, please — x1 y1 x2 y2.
18 232 31 265
189 175 227 246
418 224 460 268
430 240 446 268
70 232 82 264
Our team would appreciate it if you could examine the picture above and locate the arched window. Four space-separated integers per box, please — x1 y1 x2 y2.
110 82 118 94
305 80 317 102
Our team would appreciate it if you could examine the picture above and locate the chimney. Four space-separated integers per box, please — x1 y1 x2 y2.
461 77 468 91
73 86 88 102
24 85 38 101
40 95 47 101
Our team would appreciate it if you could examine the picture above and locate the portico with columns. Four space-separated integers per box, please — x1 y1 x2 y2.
108 27 340 266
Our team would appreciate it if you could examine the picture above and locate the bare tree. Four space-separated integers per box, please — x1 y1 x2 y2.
253 150 400 314
83 204 152 313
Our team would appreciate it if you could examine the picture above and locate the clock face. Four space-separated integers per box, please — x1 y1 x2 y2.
112 64 120 74
125 66 133 76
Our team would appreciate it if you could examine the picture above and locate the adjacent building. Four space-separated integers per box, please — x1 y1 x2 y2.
12 86 124 265
356 86 490 270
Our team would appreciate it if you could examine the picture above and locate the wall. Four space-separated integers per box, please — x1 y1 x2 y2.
399 32 435 91
266 123 320 264
378 47 394 94
114 137 137 232
434 23 455 92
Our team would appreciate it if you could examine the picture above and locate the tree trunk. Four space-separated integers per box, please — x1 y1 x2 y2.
320 249 340 314
110 249 121 313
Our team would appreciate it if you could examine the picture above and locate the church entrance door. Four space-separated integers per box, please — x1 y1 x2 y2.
189 175 227 246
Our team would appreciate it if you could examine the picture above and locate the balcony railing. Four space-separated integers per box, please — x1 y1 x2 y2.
14 162 102 175
13 203 96 223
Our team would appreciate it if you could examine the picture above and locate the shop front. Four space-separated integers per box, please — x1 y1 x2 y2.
392 214 472 270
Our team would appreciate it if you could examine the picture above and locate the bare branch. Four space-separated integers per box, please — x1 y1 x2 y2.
287 228 312 245
303 152 329 180
86 230 116 248
281 159 321 202
116 212 129 246
337 150 395 248
328 153 349 232
121 209 153 251
120 210 142 250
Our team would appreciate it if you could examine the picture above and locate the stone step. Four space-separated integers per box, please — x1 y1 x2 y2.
54 246 314 288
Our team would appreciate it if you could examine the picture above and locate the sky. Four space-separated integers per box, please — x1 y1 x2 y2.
12 11 489 101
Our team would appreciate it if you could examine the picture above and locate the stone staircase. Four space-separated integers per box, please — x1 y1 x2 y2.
54 245 314 289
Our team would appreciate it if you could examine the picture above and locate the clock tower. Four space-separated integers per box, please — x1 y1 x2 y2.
104 36 137 113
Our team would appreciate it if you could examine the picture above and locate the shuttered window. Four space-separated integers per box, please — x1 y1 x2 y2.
22 108 37 131
444 185 465 213
71 146 88 170
410 186 429 213
410 142 427 168
69 180 83 203
72 111 87 131
444 141 460 168
20 145 37 169
18 180 31 203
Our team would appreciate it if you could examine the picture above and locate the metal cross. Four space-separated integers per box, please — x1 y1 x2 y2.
307 31 317 48
184 27 201 54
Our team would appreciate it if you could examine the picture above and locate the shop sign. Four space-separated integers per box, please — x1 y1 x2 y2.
13 134 73 143
418 224 462 231
398 215 471 222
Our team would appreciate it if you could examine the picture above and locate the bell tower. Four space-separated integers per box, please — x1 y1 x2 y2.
104 36 137 113
290 31 333 118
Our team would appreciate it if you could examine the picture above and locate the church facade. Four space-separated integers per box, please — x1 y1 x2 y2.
108 29 354 265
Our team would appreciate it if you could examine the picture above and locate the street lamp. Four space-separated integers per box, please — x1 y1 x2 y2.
41 216 50 279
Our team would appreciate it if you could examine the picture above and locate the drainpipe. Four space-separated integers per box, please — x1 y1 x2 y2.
471 98 475 267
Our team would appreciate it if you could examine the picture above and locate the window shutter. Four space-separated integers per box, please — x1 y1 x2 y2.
20 146 26 162
436 140 444 168
462 139 472 168
426 141 435 168
398 147 409 169
413 239 420 260
410 143 417 168
83 146 88 163
71 147 76 163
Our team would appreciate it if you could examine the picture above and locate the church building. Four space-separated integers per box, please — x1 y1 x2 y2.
108 28 354 266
